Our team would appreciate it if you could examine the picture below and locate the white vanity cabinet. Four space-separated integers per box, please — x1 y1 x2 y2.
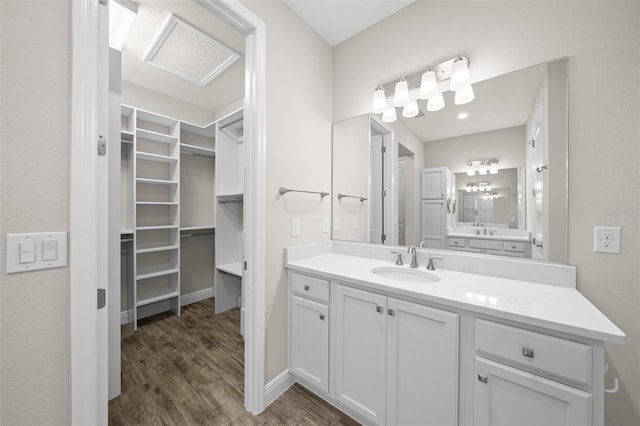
334 282 459 426
473 319 595 426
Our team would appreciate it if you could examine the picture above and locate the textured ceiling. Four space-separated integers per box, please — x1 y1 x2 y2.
121 1 245 113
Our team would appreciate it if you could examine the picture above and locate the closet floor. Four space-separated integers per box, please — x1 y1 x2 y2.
109 298 358 425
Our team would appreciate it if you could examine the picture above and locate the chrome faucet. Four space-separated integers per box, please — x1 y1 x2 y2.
391 251 403 266
482 225 487 235
427 256 443 271
407 245 419 268
419 241 425 248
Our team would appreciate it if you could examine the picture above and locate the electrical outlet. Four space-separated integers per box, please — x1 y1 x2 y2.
291 219 300 237
352 217 359 230
334 217 340 232
594 226 621 254
322 218 329 233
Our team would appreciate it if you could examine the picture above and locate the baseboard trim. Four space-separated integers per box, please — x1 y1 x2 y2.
120 287 214 325
264 370 296 407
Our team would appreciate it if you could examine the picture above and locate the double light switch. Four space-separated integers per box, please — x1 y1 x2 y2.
6 232 67 274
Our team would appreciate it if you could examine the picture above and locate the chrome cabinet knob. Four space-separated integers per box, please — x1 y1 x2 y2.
304 285 310 291
319 313 325 320
478 373 488 383
376 306 383 313
522 347 535 358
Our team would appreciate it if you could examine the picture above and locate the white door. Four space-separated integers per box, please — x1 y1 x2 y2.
420 169 446 199
290 296 329 392
397 158 406 245
420 200 445 249
474 357 591 426
335 285 387 424
531 105 546 260
477 199 494 223
370 134 385 243
386 298 459 426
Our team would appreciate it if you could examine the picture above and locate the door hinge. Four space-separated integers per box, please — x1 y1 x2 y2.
381 146 386 154
244 261 247 271
97 135 107 156
381 234 386 242
381 190 386 198
97 288 106 310
98 0 108 5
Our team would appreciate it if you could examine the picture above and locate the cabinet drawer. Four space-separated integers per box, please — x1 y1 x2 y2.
468 239 502 250
448 237 466 247
475 319 592 385
291 273 329 303
449 247 482 254
503 241 525 252
485 250 525 258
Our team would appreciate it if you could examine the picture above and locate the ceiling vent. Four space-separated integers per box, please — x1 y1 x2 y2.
142 14 242 86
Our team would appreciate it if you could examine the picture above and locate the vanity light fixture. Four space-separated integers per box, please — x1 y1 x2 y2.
393 77 410 107
371 54 474 123
489 160 499 174
466 182 492 193
478 164 488 175
382 106 397 123
109 0 138 51
371 85 388 114
402 100 419 118
467 159 499 176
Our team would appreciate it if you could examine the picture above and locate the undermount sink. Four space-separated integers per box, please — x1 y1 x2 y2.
371 267 440 283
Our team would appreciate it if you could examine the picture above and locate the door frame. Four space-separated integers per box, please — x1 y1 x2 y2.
70 0 267 423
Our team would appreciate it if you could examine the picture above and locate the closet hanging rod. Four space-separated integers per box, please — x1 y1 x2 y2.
120 238 134 243
218 199 243 204
218 117 243 131
180 231 215 238
338 193 368 202
279 187 329 198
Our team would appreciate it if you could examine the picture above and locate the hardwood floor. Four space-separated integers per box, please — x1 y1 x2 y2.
109 298 359 425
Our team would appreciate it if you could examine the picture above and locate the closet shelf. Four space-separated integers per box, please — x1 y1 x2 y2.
136 201 179 206
136 151 178 163
217 193 244 203
136 243 179 254
136 177 178 186
217 262 243 278
121 229 134 235
136 128 178 144
136 225 179 231
121 131 134 144
180 143 215 158
136 264 179 281
136 288 179 307
180 225 215 232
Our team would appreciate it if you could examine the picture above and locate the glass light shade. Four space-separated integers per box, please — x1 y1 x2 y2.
109 0 138 51
454 85 475 105
371 87 388 114
393 79 410 107
478 164 488 175
466 166 475 176
419 70 440 99
465 186 472 192
450 57 472 92
426 93 445 112
382 106 397 123
489 162 499 174
402 100 419 118
486 185 492 191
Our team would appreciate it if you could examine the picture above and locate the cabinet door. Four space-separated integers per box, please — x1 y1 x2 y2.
335 285 387 425
420 200 445 249
386 298 459 426
421 169 446 199
474 357 592 426
290 295 329 392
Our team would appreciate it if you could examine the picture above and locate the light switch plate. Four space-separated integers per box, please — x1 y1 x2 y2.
322 218 329 233
6 232 67 273
334 217 340 232
352 217 359 230
291 219 301 237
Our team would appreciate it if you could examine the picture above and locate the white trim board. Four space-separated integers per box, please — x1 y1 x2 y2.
119 287 214 325
264 370 296 407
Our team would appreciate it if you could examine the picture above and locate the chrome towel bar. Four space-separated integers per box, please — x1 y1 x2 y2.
279 187 329 198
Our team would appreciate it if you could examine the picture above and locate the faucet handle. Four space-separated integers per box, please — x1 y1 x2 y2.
426 256 444 271
391 251 403 266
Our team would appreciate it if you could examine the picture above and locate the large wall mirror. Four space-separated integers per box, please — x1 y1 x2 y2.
332 58 567 264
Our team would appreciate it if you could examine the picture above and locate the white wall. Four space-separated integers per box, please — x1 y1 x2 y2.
0 1 70 424
333 2 640 423
424 125 525 174
243 1 333 383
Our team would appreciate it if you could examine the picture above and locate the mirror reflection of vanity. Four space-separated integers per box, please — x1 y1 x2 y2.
332 58 567 263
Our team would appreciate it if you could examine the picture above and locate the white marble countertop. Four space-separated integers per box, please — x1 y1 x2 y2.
447 232 531 242
286 253 625 344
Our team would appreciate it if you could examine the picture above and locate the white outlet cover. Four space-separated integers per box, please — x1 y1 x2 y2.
322 218 329 233
334 217 340 232
352 217 359 230
291 219 301 237
594 226 621 254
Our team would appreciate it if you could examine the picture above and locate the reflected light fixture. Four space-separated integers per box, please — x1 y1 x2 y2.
489 160 499 174
455 85 475 105
478 164 488 175
382 106 397 123
109 0 138 51
402 100 419 118
426 93 445 112
393 77 410 107
371 85 388 114
467 159 499 176
419 67 440 100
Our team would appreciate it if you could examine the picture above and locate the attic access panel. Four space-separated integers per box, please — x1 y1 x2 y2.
143 14 242 86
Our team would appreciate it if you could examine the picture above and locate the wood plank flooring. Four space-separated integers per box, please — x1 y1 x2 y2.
109 298 359 425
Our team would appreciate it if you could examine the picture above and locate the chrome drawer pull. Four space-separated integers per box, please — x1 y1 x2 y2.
319 313 325 320
478 373 488 383
304 285 310 291
387 309 395 316
522 347 535 358
376 306 383 313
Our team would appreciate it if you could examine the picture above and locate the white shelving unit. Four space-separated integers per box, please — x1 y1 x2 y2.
214 109 244 327
132 109 181 330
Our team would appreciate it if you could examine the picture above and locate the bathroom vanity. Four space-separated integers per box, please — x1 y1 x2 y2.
285 241 624 426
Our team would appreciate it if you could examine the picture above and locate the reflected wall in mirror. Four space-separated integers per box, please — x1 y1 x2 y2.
332 58 567 264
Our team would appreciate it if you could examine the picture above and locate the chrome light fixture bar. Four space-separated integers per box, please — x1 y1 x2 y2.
371 55 474 123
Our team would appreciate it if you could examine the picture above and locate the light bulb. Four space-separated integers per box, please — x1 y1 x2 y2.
382 106 397 123
371 86 387 114
393 78 410 107
419 69 439 100
402 100 419 118
455 85 475 105
466 166 475 176
426 93 445 112
478 164 488 175
489 162 499 174
450 56 472 91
